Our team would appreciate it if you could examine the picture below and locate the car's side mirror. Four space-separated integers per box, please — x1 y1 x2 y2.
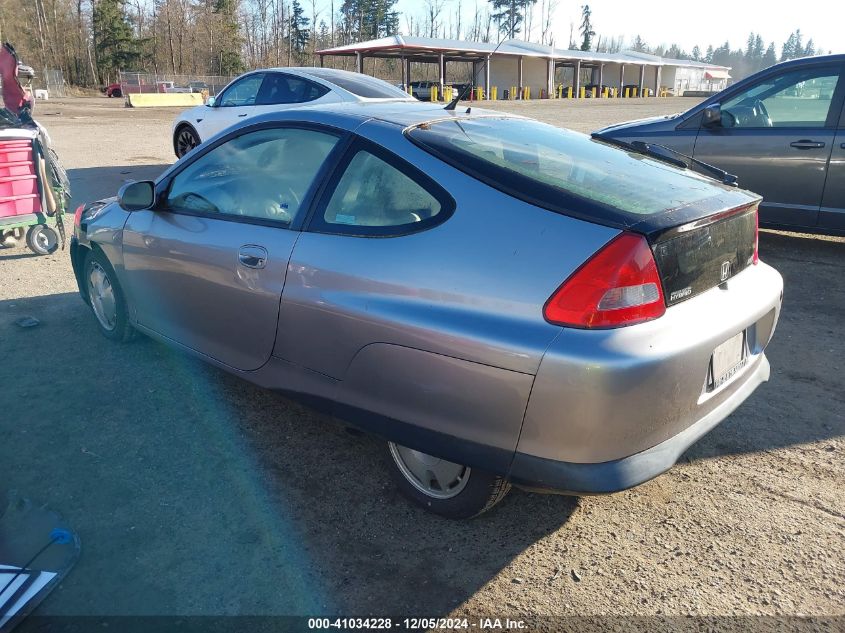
205 96 216 107
702 103 722 127
118 180 155 212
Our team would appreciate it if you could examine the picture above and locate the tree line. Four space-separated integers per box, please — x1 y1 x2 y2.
0 0 827 88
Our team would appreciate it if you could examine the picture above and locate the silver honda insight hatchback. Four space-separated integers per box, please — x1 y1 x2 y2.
71 102 783 519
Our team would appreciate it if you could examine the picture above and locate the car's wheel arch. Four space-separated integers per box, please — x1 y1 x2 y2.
173 122 201 156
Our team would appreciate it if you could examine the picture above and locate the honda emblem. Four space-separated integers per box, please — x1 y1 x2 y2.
720 260 731 281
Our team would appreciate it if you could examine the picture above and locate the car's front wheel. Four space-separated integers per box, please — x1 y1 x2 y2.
84 249 135 342
386 441 510 519
174 124 200 158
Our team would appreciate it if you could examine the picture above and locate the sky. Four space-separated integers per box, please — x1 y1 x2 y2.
386 0 845 55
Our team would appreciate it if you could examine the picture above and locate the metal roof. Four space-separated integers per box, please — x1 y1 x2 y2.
317 36 730 70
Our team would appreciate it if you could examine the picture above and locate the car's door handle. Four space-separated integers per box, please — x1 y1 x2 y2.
237 113 248 117
238 245 267 269
790 140 825 149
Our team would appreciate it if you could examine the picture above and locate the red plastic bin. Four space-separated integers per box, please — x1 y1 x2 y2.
0 195 40 218
0 141 34 164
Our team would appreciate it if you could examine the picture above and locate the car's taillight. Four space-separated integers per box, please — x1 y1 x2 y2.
753 208 759 265
74 204 85 227
544 232 666 328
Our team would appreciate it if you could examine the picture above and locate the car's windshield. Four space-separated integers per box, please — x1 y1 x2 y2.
407 117 727 218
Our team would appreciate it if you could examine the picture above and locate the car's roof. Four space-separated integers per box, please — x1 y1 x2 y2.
237 101 523 132
240 66 414 101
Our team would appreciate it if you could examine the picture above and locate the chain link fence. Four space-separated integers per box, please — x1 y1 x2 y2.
118 72 235 97
42 69 66 97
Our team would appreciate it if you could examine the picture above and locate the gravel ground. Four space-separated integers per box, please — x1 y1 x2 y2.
0 96 842 628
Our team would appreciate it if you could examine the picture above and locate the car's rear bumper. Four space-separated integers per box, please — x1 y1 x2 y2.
508 353 769 494
509 261 783 493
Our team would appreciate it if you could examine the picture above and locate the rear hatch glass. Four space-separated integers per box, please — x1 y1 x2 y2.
407 116 761 306
406 116 758 230
303 70 411 99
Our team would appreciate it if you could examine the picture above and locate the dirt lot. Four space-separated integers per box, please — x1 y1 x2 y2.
0 96 843 627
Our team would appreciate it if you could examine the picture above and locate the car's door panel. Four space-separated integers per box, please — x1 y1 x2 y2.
819 128 845 231
122 212 297 371
693 127 835 227
121 125 341 371
692 64 844 228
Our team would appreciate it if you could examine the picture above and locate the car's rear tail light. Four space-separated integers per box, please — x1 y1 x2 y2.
752 208 759 265
544 232 666 328
74 203 84 227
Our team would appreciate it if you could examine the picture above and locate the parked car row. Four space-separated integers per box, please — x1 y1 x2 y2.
67 56 845 518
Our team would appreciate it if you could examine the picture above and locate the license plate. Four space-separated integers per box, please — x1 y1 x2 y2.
710 331 747 390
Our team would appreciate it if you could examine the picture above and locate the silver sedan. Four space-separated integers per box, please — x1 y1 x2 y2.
71 102 783 519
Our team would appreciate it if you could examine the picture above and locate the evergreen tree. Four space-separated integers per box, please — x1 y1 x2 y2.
780 31 796 61
290 0 311 54
489 0 536 39
763 42 777 67
753 34 764 60
704 44 713 62
341 0 400 41
803 38 815 56
92 0 141 82
579 4 594 51
691 45 701 61
211 0 243 75
630 34 647 52
745 32 755 59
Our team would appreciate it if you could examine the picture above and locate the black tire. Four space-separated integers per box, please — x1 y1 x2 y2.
83 248 135 342
174 124 200 158
25 225 59 255
386 442 511 519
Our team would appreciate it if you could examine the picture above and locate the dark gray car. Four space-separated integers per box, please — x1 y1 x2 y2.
595 55 845 235
70 103 783 519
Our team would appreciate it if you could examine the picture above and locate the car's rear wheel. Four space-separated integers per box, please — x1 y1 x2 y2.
386 441 510 519
84 249 135 342
174 124 200 158
25 225 59 255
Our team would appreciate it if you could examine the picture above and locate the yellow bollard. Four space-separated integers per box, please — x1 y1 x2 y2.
602 87 609 98
567 86 573 99
579 86 585 99
591 87 597 98
431 85 438 102
475 86 484 100
510 86 517 100
624 87 629 98
491 86 498 100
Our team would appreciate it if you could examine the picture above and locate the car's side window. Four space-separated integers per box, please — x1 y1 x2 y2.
315 146 447 235
165 127 339 224
256 73 330 105
721 67 841 129
218 73 265 107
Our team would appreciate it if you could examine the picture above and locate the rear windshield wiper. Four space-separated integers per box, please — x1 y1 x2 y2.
592 132 738 187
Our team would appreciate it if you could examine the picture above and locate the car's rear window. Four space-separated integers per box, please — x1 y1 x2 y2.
406 117 724 218
304 70 410 99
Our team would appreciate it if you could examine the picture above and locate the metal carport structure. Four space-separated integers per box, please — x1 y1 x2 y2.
316 36 730 99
